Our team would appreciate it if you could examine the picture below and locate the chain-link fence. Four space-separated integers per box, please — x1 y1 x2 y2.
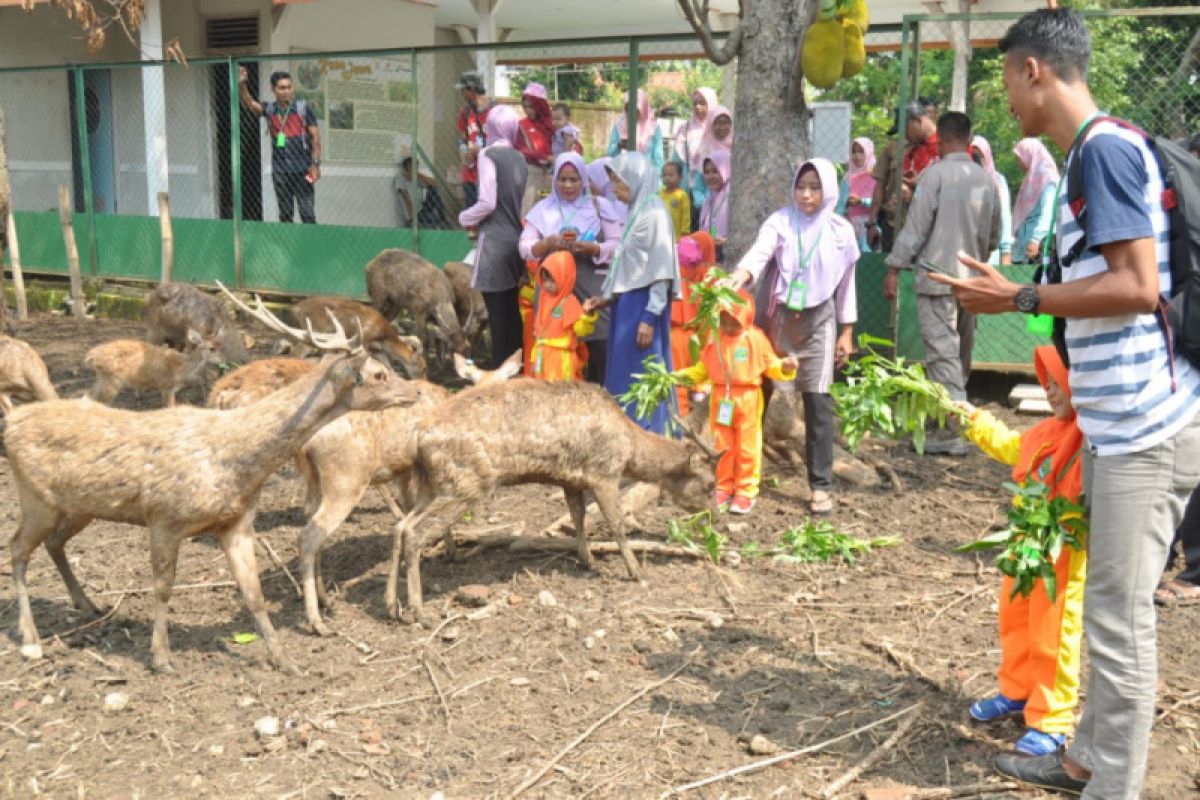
2 10 1196 368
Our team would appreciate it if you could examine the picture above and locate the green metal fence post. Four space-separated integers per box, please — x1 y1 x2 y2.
411 50 421 256
228 58 244 288
627 38 640 153
72 66 97 274
893 19 914 350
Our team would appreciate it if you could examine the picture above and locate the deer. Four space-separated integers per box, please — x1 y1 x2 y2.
442 261 487 341
5 288 424 674
289 296 426 380
365 249 469 357
384 380 719 625
206 357 316 410
85 330 222 408
145 282 253 366
0 336 58 414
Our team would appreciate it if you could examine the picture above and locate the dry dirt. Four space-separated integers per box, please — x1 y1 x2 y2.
0 313 1197 800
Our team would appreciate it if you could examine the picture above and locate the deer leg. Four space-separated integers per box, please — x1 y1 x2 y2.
563 488 591 570
592 481 643 582
44 515 100 616
385 484 434 621
163 388 177 408
405 501 466 627
147 525 184 673
376 483 405 519
218 517 299 676
10 499 62 660
299 482 367 637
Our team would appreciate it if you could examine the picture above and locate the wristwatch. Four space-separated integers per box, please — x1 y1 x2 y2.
1014 285 1040 314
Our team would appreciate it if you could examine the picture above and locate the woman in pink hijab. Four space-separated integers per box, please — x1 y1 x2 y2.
672 87 720 208
836 136 878 251
1012 137 1060 263
698 149 732 259
970 135 1014 266
606 89 663 170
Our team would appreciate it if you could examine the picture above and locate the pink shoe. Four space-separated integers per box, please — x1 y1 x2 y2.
715 490 733 511
729 496 755 515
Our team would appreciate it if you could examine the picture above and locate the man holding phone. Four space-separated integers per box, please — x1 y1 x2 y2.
884 111 1000 454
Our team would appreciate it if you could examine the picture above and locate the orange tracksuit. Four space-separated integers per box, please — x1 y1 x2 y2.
674 293 795 499
670 231 716 416
529 250 596 382
965 346 1085 735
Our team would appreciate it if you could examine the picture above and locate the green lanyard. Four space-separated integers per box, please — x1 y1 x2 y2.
1042 111 1103 264
706 190 728 237
274 103 293 148
789 210 825 279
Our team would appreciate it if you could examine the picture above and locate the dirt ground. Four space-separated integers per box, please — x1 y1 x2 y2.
1 313 1197 800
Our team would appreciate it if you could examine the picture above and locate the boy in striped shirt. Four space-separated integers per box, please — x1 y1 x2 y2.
931 9 1200 799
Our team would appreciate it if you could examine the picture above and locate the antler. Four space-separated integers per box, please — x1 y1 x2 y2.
671 413 721 461
215 282 363 354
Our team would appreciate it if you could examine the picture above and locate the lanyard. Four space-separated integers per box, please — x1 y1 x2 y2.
556 199 581 233
705 190 728 234
274 102 293 131
1043 111 1103 264
789 209 825 280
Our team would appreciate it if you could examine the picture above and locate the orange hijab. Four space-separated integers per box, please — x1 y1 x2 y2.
699 290 776 385
687 230 717 276
534 250 584 339
1014 345 1083 499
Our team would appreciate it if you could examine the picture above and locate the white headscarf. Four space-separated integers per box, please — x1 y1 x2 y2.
601 151 680 298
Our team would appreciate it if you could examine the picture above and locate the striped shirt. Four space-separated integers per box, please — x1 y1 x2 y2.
1056 121 1200 456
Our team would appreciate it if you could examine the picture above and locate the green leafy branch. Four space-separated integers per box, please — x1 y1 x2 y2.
617 355 685 428
831 334 968 454
668 513 900 566
688 268 745 348
956 481 1087 601
666 511 727 563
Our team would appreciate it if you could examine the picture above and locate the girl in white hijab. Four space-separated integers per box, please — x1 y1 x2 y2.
582 151 681 434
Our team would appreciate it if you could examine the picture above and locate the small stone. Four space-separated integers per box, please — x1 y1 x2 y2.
563 614 580 631
237 695 257 708
486 515 501 524
706 614 725 630
308 738 328 753
582 637 595 650
507 594 524 607
253 716 281 738
455 585 491 607
102 692 128 713
724 550 742 568
439 626 461 642
466 605 494 621
39 695 54 706
208 744 225 756
662 627 681 645
726 522 749 535
583 670 601 683
862 787 918 800
536 590 557 608
592 628 606 639
509 677 531 687
748 734 779 755
429 793 445 800
190 775 203 790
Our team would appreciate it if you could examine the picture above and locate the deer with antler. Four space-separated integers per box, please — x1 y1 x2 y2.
5 286 423 673
385 380 719 625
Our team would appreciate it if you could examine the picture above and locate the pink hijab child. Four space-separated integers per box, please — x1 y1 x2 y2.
699 149 732 249
674 87 720 204
1012 137 1060 263
608 90 664 170
969 135 1014 265
838 136 876 248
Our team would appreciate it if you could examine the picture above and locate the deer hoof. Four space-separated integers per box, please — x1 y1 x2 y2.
276 659 303 677
152 658 176 675
399 608 432 628
309 619 335 638
19 643 43 661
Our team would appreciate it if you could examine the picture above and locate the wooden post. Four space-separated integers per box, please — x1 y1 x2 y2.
158 191 173 285
57 184 85 320
6 211 27 320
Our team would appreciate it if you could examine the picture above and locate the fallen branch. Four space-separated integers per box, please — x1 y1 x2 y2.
258 537 302 599
507 646 700 799
40 593 127 644
867 639 956 696
664 703 923 797
820 705 924 797
423 655 451 729
457 535 707 561
541 483 660 536
908 782 1021 798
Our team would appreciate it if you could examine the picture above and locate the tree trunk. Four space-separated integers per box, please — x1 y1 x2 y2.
947 8 972 114
0 106 10 332
726 0 818 262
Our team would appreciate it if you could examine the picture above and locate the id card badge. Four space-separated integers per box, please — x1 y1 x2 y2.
535 347 543 375
716 398 735 427
275 131 286 148
785 279 807 312
1026 313 1054 337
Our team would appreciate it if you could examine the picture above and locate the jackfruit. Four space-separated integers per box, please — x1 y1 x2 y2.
842 0 869 33
842 19 866 78
803 17 844 90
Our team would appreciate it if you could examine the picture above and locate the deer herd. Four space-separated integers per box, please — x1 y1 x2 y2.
1 248 717 674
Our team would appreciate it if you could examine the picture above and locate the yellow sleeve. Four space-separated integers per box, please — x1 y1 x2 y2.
764 357 797 382
573 312 598 338
965 409 1021 466
673 362 710 386
679 192 692 235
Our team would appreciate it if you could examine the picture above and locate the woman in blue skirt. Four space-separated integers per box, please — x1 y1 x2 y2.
582 151 681 435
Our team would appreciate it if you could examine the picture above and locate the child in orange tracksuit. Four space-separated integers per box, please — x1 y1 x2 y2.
529 250 596 381
672 290 797 515
669 232 714 416
961 345 1086 757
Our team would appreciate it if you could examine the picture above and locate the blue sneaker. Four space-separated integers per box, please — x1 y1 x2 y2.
1016 729 1066 756
968 694 1026 722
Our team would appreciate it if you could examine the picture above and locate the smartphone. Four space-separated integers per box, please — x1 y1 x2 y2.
917 259 956 277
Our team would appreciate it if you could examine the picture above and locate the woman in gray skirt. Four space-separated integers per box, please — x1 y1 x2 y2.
728 158 859 515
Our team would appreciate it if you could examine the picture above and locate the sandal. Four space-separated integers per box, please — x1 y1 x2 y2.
810 490 834 516
1154 579 1200 606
